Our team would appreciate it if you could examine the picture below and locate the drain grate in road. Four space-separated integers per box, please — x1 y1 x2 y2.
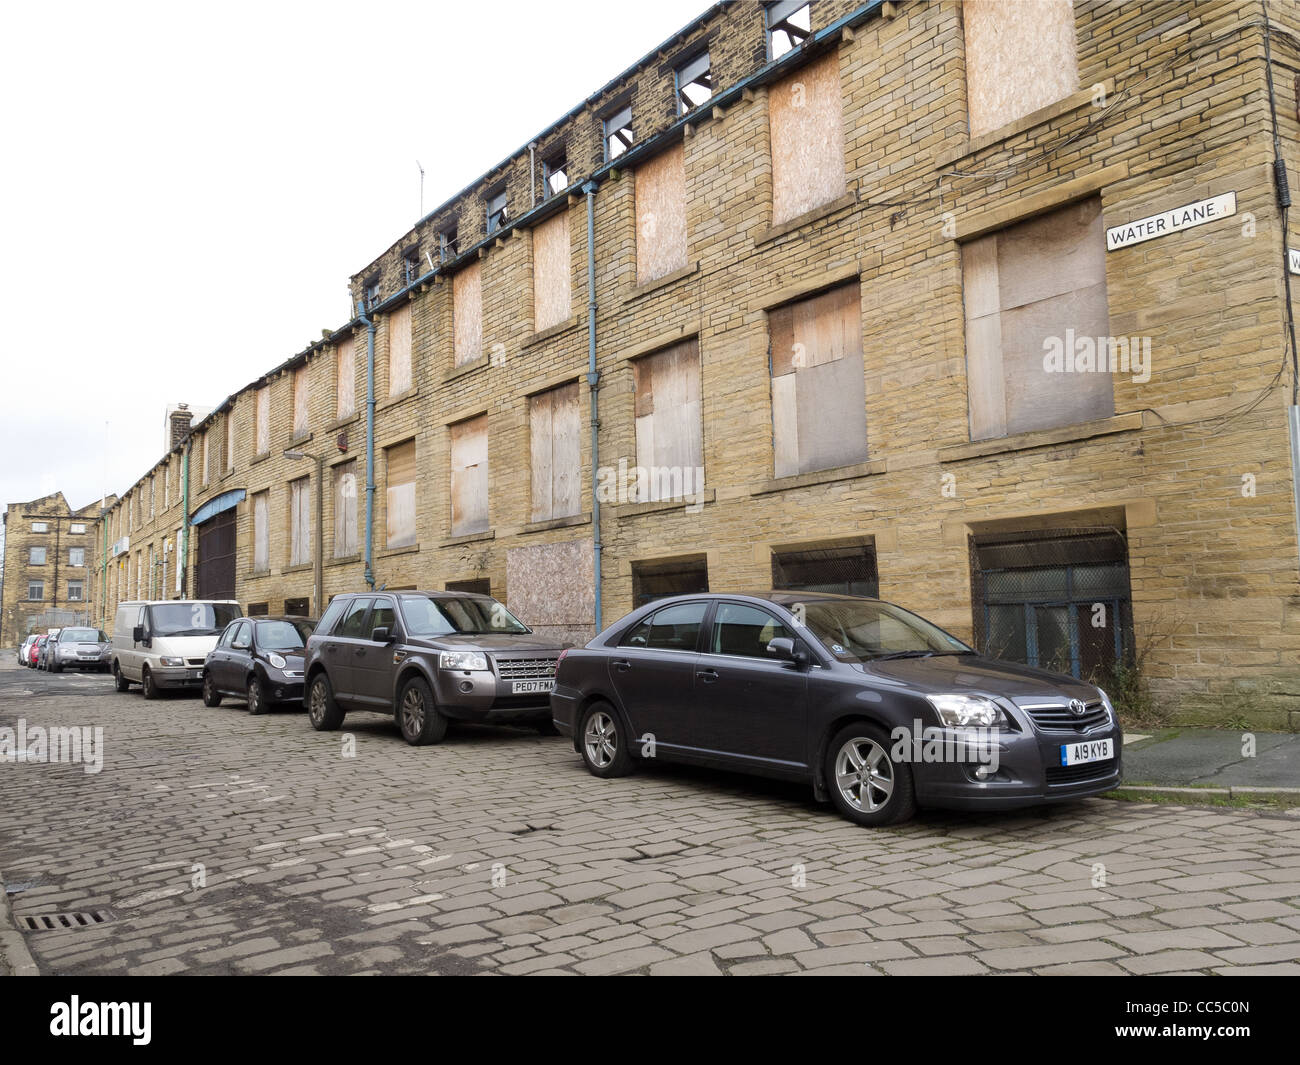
19 909 115 932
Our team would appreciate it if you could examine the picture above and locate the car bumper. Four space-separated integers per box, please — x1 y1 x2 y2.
912 724 1123 810
153 666 206 689
434 669 555 722
266 678 305 704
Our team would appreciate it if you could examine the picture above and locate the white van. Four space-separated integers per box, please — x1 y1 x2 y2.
111 600 243 699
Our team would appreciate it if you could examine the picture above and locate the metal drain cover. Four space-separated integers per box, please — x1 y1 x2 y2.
19 909 114 932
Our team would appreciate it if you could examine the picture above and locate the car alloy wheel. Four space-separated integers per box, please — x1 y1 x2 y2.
833 736 895 813
248 676 266 715
583 710 618 769
307 675 343 731
401 686 425 733
397 676 447 746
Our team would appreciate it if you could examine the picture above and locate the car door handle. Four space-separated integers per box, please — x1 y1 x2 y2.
696 669 719 683
613 659 632 672
326 645 337 654
354 648 366 657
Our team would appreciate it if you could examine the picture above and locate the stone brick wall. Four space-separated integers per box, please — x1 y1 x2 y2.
95 1 1300 726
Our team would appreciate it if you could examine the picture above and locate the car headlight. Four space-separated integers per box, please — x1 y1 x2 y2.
439 651 488 672
1096 688 1116 719
267 653 287 669
925 693 1008 728
160 656 185 667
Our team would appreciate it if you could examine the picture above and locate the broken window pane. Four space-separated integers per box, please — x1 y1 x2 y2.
766 0 810 59
486 189 508 235
544 155 568 198
440 225 459 262
676 51 712 113
604 105 634 161
403 248 421 285
363 275 381 311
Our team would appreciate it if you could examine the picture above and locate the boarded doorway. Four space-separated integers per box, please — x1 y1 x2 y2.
195 510 236 601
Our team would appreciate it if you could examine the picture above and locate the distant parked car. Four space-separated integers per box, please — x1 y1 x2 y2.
551 592 1122 827
35 633 55 670
203 616 316 714
303 591 570 745
46 627 112 673
18 636 38 666
27 637 42 667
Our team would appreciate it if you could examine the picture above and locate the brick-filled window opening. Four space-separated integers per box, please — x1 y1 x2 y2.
385 440 417 549
772 543 879 598
403 247 421 286
388 303 413 396
486 188 508 235
440 225 459 262
769 50 845 226
603 104 634 161
532 211 572 333
225 412 235 472
69 546 85 567
31 521 49 533
252 491 270 573
334 461 358 558
29 546 46 565
962 196 1111 441
543 154 568 198
27 580 43 601
255 387 271 456
336 337 356 420
971 529 1132 682
289 477 311 567
529 382 581 522
633 339 703 503
363 275 381 311
631 556 708 608
675 51 712 113
768 280 868 478
766 0 810 60
446 578 491 596
450 416 489 537
635 143 687 286
963 0 1078 139
292 366 309 439
453 261 483 367
68 580 84 602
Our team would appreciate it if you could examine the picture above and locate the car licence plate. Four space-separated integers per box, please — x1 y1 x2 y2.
191 670 203 680
511 680 555 695
1060 738 1113 766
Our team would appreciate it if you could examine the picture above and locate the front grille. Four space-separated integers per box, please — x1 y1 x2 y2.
1045 759 1117 786
494 656 558 680
1023 701 1109 733
185 657 205 667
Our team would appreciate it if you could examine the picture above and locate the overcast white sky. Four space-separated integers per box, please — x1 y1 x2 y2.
0 0 709 516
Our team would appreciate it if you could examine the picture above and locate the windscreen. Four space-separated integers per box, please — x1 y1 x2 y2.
61 628 106 643
149 603 243 637
401 596 529 638
257 620 313 650
801 599 971 662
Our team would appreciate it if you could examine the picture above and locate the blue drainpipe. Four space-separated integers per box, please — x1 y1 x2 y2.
584 180 602 633
358 300 377 589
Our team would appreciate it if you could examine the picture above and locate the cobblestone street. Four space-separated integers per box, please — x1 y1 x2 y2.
1 659 1298 976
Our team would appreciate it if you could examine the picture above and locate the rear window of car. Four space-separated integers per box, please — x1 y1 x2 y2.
620 601 707 651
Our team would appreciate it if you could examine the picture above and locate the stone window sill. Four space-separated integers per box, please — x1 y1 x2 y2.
379 387 420 413
751 459 886 496
625 262 699 302
521 513 591 534
755 192 857 247
523 315 582 350
440 529 495 547
378 544 420 558
937 412 1143 464
444 356 489 384
611 490 715 519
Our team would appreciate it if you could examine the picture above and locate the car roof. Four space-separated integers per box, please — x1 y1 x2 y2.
333 590 491 600
638 590 883 609
250 615 315 623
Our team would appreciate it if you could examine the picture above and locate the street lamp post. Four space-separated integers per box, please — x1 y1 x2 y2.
284 448 324 617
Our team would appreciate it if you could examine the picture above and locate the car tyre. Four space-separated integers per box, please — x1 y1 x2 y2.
50 661 61 674
578 701 635 778
397 676 448 746
202 671 222 707
307 673 344 731
824 721 917 827
141 666 159 700
113 662 130 692
247 675 267 715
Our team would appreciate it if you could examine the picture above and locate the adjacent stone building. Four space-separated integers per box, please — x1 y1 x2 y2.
95 0 1300 724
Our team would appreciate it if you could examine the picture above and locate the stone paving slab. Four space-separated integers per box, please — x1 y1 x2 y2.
0 661 1298 976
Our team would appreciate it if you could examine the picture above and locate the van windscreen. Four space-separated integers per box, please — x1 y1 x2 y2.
150 603 242 636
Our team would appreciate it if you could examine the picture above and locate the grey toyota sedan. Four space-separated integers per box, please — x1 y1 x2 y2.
550 592 1122 826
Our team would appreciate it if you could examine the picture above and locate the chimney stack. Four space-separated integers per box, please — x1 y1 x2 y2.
169 404 193 450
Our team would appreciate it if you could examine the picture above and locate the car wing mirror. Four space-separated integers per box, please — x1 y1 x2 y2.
132 625 146 645
767 637 808 666
370 626 392 644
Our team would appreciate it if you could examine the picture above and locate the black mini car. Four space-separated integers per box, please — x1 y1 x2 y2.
203 616 316 714
551 592 1122 826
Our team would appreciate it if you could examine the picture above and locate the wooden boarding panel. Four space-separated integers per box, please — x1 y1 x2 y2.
256 388 270 455
770 51 846 225
388 303 412 396
454 262 483 367
532 212 572 332
635 143 687 285
529 391 554 522
386 441 417 548
334 462 357 558
336 337 356 419
293 367 309 436
450 417 489 535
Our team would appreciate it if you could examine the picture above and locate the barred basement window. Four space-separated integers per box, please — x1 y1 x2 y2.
446 578 491 596
486 188 508 235
285 597 309 616
603 104 634 162
543 154 568 198
247 602 269 617
766 1 810 60
772 543 878 598
440 225 459 262
631 556 708 608
675 51 712 113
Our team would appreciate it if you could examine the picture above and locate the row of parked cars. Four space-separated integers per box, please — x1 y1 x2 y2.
18 628 112 672
92 588 1123 827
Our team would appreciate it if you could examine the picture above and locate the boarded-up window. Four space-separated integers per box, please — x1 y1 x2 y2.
201 433 210 486
769 281 868 478
256 387 270 455
225 412 235 471
533 212 572 332
293 366 309 438
964 0 1078 138
633 340 703 502
962 197 1112 440
454 262 482 367
635 144 687 285
385 440 417 549
450 416 489 536
530 383 581 522
289 477 311 566
769 51 845 226
388 303 412 396
336 337 356 419
333 461 358 558
253 492 269 572
175 527 183 591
